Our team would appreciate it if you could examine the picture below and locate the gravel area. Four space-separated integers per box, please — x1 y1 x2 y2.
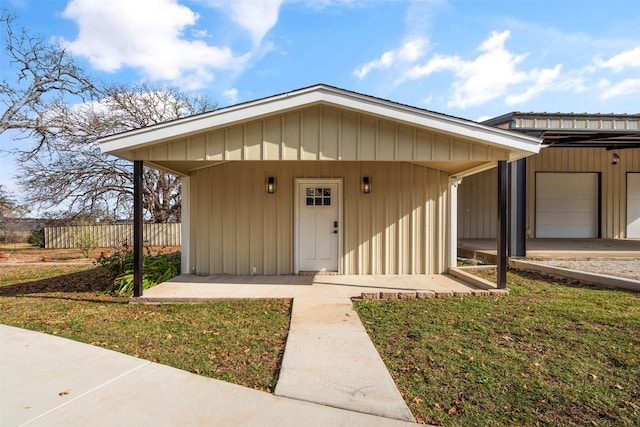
526 258 640 281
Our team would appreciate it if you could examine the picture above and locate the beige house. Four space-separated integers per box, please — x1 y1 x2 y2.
459 112 640 248
100 85 540 277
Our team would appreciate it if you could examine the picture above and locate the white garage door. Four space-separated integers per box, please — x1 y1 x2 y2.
536 172 599 238
628 173 640 238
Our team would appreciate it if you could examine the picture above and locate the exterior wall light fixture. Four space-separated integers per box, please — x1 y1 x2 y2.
362 176 371 194
612 153 620 165
267 176 275 193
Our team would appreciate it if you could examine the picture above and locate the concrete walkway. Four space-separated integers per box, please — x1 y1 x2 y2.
1 273 494 426
0 325 415 427
275 296 414 421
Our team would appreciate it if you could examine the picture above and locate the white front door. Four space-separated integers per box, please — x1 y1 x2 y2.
627 173 640 238
296 179 341 272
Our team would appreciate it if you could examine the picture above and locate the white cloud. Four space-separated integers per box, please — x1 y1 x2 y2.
407 30 561 109
201 0 283 45
599 78 640 99
62 0 250 89
223 88 239 104
354 38 428 79
226 0 284 45
506 65 562 105
595 46 640 72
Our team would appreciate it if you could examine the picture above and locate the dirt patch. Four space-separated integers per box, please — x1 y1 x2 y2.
0 265 116 295
0 245 180 264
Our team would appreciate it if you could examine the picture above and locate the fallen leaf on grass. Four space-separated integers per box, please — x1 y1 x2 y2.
413 397 423 404
448 406 457 414
502 335 514 342
625 400 640 410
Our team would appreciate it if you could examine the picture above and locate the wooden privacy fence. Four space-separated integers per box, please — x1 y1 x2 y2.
44 223 181 249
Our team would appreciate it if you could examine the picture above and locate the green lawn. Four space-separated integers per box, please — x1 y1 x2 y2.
2 263 639 425
354 269 640 426
0 264 291 392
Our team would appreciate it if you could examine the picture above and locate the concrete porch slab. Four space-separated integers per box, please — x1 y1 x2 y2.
136 273 486 303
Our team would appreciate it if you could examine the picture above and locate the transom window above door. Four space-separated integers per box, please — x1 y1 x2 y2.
306 187 332 206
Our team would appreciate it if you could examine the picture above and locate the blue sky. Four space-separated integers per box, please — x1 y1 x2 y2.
2 0 640 199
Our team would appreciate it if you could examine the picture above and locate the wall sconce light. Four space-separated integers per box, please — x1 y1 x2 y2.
362 176 371 194
612 153 619 166
266 176 275 194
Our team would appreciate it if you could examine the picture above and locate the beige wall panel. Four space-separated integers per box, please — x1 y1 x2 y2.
458 168 497 239
340 112 358 160
188 135 206 160
434 134 451 159
452 139 471 160
415 131 434 160
237 167 252 273
169 140 187 160
321 107 339 160
283 112 301 160
397 126 414 160
144 105 502 163
245 122 263 160
399 165 413 273
222 163 238 273
378 121 395 160
226 126 244 160
151 144 168 159
133 149 150 160
263 117 282 160
359 117 377 160
489 148 508 160
472 144 488 160
206 130 225 160
190 161 449 275
302 107 320 160
276 163 294 273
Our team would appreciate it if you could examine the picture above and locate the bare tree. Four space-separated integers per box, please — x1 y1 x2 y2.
0 14 216 221
0 184 28 242
0 12 97 154
17 82 216 221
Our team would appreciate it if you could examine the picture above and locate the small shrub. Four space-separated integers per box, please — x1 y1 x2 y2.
100 247 181 296
27 227 45 247
74 229 98 258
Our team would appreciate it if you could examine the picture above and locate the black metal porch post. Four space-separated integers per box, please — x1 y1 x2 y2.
497 160 508 289
133 160 143 297
509 158 527 257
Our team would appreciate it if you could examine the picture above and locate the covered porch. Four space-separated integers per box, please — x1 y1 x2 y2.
98 85 542 297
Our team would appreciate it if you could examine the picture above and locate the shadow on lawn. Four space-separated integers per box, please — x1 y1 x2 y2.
0 267 118 297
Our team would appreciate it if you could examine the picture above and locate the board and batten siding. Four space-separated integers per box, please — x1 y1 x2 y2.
457 147 640 239
189 161 450 275
131 105 509 163
44 223 181 249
